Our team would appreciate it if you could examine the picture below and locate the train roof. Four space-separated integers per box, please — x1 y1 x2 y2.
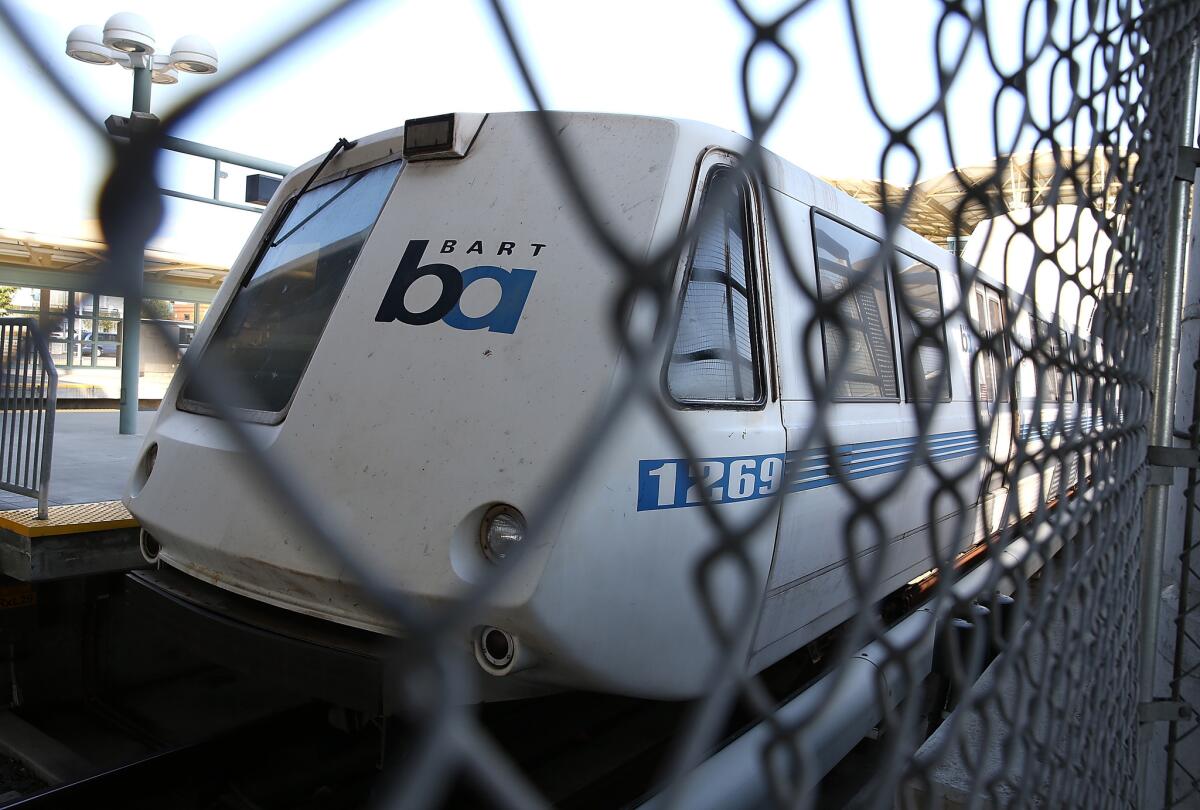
277 111 1088 335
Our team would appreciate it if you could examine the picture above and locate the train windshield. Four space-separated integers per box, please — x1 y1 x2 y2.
179 159 403 420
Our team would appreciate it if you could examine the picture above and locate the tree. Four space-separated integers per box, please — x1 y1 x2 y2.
0 287 16 316
141 299 175 320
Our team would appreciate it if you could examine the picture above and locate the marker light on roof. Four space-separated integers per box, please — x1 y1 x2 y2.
402 113 487 161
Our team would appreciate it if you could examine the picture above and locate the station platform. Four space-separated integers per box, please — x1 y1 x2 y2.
0 410 153 582
0 501 143 582
0 410 155 511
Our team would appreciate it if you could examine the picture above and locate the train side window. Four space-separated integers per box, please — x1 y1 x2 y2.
892 257 950 401
812 213 899 400
666 168 763 405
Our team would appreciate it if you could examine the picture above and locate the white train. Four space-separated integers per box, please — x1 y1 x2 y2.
125 112 1094 701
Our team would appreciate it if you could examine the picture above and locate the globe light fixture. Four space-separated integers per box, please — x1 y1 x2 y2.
151 55 178 85
65 25 117 65
170 35 218 75
102 12 155 54
65 13 219 90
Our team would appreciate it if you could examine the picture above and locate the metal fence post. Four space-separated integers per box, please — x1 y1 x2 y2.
1165 200 1200 806
1139 38 1200 809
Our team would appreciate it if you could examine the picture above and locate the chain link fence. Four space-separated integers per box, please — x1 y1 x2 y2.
4 0 1200 807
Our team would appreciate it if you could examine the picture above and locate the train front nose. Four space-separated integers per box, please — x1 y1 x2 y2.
125 113 679 696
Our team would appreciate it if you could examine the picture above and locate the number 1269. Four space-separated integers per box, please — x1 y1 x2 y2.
636 454 785 511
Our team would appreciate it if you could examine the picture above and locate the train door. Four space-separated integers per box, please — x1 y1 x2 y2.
972 284 1014 535
648 154 786 656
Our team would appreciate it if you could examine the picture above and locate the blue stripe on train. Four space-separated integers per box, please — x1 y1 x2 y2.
790 438 978 485
797 430 977 463
790 437 979 492
636 429 983 511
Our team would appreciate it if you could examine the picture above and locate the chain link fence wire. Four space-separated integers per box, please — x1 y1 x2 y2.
3 0 1200 807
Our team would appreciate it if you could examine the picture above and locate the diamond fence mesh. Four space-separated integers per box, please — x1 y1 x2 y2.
3 0 1200 807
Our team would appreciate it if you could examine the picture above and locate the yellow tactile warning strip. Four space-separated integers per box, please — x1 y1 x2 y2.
0 501 138 538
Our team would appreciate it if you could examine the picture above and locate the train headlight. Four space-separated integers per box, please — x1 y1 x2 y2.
129 442 158 498
479 505 525 564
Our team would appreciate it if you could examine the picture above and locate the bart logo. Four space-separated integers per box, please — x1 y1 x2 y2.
375 240 536 334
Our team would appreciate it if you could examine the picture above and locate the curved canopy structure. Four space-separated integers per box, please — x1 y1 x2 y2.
0 228 226 302
826 149 1131 245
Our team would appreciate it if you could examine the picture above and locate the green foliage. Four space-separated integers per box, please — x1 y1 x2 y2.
0 287 16 316
141 299 175 320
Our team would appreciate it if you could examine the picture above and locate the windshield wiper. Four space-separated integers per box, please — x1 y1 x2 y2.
270 173 364 249
266 137 358 252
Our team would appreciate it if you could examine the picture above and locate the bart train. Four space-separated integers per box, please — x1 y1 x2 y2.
125 112 1095 701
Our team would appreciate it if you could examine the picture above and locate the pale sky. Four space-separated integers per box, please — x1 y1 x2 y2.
0 1 1074 265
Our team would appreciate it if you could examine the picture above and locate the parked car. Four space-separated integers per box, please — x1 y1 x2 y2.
81 331 119 357
48 320 74 342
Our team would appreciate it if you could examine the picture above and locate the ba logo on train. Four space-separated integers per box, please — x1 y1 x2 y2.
375 239 541 334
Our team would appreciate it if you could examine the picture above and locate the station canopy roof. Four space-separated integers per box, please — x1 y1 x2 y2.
825 149 1131 243
0 228 229 303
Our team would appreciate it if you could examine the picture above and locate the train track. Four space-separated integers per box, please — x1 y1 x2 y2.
3 703 382 809
0 484 1074 810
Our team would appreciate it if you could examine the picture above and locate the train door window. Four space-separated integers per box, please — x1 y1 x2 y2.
1034 319 1062 403
974 287 1008 405
1012 311 1034 400
892 256 949 400
812 213 899 400
987 294 1009 396
1043 366 1063 402
666 168 763 405
973 291 994 403
1077 342 1093 407
1059 330 1075 402
1078 371 1095 414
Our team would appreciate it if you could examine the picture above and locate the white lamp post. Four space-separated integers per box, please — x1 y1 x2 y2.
64 13 219 435
66 13 219 113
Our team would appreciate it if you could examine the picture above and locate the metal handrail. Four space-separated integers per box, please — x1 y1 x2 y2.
0 318 57 519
